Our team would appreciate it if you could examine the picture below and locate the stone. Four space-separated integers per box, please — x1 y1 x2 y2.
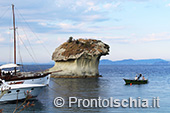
49 38 109 78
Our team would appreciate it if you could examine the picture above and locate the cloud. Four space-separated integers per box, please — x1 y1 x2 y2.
166 3 170 7
0 1 161 42
103 3 113 9
0 30 10 43
141 32 170 42
119 32 170 44
0 0 121 23
36 20 126 34
35 40 44 44
103 2 121 9
36 22 90 34
80 32 170 44
0 37 4 42
1 0 148 35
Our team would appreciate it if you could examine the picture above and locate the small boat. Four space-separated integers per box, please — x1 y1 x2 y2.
0 79 46 102
123 78 148 85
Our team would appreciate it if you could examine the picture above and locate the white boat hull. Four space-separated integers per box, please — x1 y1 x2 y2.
0 73 50 102
0 84 46 102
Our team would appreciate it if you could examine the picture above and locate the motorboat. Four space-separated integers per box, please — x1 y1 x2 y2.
0 79 46 102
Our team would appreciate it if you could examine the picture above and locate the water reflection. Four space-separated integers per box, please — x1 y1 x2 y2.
50 78 104 112
0 99 44 113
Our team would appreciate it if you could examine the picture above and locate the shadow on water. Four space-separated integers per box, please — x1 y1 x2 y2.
51 78 101 96
0 78 101 113
45 78 104 113
0 99 44 113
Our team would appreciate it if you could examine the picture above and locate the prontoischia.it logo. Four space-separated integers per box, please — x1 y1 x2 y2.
54 97 160 108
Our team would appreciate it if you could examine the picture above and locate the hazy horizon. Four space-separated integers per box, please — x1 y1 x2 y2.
1 58 170 65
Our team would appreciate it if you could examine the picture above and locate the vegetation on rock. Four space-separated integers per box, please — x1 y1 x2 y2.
52 37 109 61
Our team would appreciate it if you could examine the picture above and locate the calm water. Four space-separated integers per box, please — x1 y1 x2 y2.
1 65 170 113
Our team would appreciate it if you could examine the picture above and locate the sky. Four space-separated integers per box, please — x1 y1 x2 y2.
0 0 170 63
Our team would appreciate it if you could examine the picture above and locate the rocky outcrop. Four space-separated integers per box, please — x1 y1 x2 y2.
49 37 109 78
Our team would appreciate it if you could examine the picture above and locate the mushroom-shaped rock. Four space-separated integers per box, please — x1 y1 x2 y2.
49 38 109 78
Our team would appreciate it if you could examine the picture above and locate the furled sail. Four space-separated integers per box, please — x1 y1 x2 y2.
0 64 20 69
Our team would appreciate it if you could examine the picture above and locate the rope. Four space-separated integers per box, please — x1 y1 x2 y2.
15 15 41 71
0 91 7 99
15 12 40 65
0 6 10 22
17 30 24 72
0 5 13 63
15 8 51 57
48 79 66 96
16 31 42 71
8 9 13 63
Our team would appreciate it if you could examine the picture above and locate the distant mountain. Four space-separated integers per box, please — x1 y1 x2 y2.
0 62 5 65
0 61 55 65
99 59 114 65
1 59 169 65
100 59 170 65
22 61 54 65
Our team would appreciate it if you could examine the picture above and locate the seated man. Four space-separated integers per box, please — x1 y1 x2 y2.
142 76 146 80
135 75 138 80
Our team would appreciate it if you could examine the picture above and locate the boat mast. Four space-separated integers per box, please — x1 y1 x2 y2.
12 4 17 74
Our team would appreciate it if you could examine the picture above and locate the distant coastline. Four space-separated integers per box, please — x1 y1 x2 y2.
0 62 55 65
99 59 170 65
1 58 170 65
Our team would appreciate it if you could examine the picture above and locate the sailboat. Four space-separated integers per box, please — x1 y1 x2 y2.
0 5 51 85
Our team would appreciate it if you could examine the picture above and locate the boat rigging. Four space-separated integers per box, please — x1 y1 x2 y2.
0 4 52 85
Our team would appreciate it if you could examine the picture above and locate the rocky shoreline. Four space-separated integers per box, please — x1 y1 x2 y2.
51 75 102 78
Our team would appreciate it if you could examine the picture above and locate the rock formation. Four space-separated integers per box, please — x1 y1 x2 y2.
49 37 109 78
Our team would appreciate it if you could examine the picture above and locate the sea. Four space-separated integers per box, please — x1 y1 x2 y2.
1 65 170 113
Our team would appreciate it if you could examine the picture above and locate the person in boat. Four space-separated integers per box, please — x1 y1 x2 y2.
135 75 138 80
142 76 146 80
